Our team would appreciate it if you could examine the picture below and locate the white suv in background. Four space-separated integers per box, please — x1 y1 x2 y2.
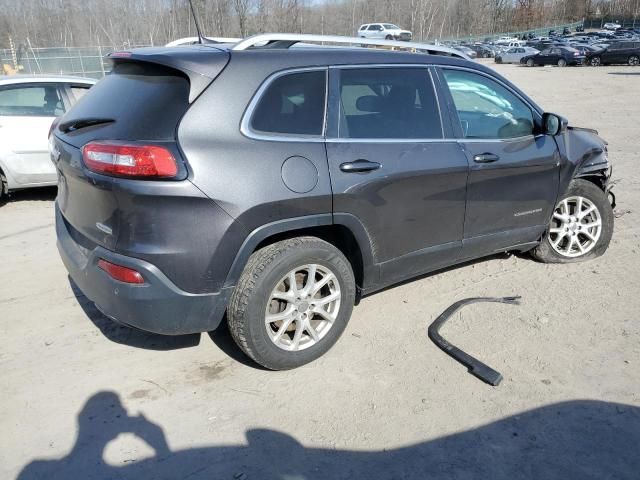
358 23 412 41
0 75 95 200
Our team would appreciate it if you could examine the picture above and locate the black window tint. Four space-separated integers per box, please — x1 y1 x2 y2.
443 69 534 140
338 68 442 139
251 71 326 136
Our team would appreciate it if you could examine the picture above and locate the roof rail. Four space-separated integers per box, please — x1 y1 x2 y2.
231 33 470 60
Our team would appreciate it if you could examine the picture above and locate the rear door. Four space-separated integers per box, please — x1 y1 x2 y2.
437 67 560 258
0 83 66 185
326 66 469 284
368 24 384 39
548 48 562 64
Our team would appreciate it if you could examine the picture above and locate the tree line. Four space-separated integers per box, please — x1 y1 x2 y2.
1 0 639 49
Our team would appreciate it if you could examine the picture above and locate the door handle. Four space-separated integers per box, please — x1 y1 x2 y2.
473 153 500 163
340 159 381 173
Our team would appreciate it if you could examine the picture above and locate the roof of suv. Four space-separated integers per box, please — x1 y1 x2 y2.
117 43 479 77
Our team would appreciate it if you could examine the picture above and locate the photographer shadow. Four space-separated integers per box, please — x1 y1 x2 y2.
17 391 640 480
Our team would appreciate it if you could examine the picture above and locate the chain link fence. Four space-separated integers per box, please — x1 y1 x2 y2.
0 18 605 78
0 44 150 79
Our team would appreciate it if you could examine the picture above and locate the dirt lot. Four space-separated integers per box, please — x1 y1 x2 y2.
1 62 639 479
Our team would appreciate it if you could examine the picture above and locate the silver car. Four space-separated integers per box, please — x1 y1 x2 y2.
357 23 412 41
0 75 95 200
495 47 540 64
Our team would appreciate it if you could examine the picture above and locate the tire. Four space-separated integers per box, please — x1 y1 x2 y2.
526 58 534 67
0 171 7 204
496 57 503 64
385 35 393 40
228 237 356 370
590 56 601 66
531 179 613 264
557 58 567 67
628 55 640 66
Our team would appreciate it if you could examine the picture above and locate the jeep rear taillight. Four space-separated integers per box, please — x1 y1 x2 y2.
82 142 178 178
98 259 145 284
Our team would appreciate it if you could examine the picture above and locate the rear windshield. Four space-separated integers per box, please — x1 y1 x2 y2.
57 62 190 147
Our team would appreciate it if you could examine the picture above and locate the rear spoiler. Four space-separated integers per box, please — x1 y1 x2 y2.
108 46 230 103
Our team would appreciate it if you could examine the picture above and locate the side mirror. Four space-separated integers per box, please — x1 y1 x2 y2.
542 112 568 136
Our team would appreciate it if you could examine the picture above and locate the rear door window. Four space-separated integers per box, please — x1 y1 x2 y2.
0 84 65 117
250 70 326 137
337 67 442 139
442 69 534 140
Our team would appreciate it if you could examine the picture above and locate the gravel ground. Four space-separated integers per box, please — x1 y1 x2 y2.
1 62 639 479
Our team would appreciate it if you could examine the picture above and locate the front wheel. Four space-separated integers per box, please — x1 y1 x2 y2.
590 56 601 66
526 58 534 67
557 58 567 67
228 237 356 370
628 55 640 66
531 180 613 263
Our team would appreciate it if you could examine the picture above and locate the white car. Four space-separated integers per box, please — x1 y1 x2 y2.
0 75 95 200
603 22 621 30
357 23 412 41
496 47 540 64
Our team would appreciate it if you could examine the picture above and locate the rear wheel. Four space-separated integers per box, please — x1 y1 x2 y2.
531 180 613 263
526 58 534 67
385 35 393 40
228 237 356 370
496 57 503 64
557 58 567 67
590 56 601 66
628 55 640 66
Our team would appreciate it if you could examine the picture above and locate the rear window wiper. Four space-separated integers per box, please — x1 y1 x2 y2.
59 117 115 133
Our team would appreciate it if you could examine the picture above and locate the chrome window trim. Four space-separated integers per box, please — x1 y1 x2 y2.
326 137 458 144
240 66 328 143
329 63 446 143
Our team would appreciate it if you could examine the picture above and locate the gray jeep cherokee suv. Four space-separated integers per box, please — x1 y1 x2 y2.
52 36 614 370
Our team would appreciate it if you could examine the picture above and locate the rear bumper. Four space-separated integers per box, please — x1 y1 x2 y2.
56 204 231 335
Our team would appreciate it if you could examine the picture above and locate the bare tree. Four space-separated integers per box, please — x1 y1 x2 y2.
1 0 638 50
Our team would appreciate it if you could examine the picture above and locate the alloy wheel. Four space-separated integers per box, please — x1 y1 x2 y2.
265 264 341 351
590 57 601 66
548 196 602 258
629 55 640 66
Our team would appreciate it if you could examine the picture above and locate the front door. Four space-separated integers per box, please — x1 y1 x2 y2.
326 66 469 286
438 68 560 258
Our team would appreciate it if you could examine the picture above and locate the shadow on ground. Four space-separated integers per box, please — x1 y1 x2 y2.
2 186 57 205
69 278 201 351
17 391 640 479
608 72 640 76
